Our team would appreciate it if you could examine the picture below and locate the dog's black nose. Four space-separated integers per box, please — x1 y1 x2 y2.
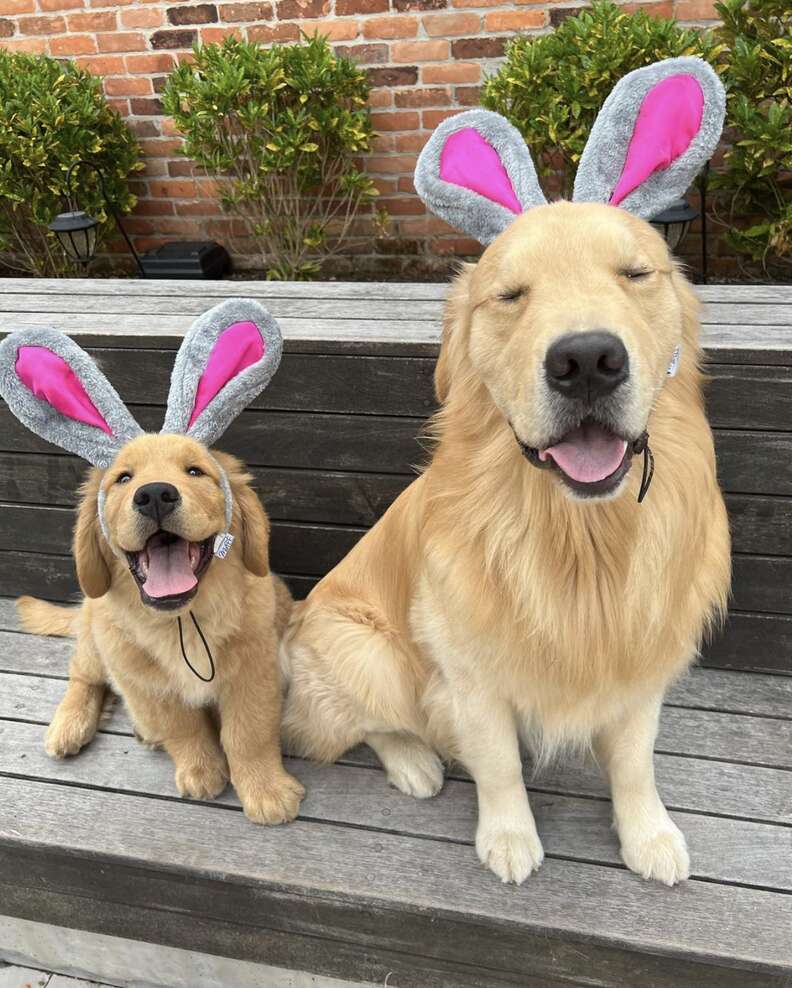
545 331 629 400
133 482 181 523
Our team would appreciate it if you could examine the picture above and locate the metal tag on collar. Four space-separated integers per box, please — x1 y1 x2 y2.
667 345 681 377
214 532 235 558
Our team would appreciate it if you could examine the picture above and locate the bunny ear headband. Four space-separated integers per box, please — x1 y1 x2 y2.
0 298 282 555
414 57 726 245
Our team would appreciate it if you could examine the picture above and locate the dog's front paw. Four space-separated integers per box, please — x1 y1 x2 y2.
236 769 305 825
476 821 544 884
620 822 690 886
45 712 96 758
174 753 229 800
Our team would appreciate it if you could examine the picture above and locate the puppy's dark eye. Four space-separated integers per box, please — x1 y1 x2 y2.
116 472 132 485
623 269 653 281
497 287 524 303
186 466 204 477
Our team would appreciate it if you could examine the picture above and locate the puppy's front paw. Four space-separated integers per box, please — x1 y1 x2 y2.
237 769 305 825
174 753 229 800
476 821 544 885
45 712 96 758
620 822 690 886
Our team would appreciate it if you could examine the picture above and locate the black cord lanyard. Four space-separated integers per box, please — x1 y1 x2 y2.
177 611 216 683
632 432 655 504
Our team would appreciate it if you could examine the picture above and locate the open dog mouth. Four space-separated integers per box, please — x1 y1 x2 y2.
126 531 214 610
517 417 635 498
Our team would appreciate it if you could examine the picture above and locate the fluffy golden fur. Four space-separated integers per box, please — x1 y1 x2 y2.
282 202 731 883
19 433 303 824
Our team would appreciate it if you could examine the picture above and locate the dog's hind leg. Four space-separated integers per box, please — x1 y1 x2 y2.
46 632 106 758
366 731 444 799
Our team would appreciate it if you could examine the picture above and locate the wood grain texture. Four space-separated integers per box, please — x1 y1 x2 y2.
0 504 789 621
3 669 790 827
0 719 790 893
1 776 791 986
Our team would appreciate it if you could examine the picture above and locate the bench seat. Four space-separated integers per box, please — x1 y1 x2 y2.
0 279 791 986
1 597 791 986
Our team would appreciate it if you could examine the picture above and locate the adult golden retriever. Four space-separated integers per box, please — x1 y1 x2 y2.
282 202 731 884
19 432 303 824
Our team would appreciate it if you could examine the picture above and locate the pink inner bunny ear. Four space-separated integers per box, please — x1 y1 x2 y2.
440 127 523 215
188 320 264 429
16 346 112 434
610 74 705 206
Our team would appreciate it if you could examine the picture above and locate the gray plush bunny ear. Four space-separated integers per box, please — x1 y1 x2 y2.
162 298 282 447
0 328 143 468
414 108 547 245
573 57 725 219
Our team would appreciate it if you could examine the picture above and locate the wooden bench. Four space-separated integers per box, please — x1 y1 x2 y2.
0 279 790 987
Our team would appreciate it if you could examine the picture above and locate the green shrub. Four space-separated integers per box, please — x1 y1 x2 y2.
0 51 142 277
482 1 724 198
163 34 379 280
712 0 791 275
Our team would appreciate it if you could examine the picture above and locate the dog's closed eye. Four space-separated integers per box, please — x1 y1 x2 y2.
496 287 526 303
622 269 654 282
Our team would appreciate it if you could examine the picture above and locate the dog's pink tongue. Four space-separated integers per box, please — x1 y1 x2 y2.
541 423 627 483
143 538 197 599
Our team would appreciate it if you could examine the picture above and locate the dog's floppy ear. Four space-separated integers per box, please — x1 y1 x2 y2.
0 329 143 468
74 470 112 598
573 57 725 220
415 109 547 245
163 298 282 447
231 470 270 578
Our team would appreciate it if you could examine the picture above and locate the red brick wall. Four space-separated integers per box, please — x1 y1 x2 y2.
0 0 720 277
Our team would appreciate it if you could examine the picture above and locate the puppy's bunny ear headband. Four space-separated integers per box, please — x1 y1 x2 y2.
0 298 282 553
414 57 726 245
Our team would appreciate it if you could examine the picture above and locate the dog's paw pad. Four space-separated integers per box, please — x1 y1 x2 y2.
175 758 229 800
621 826 690 886
238 771 305 825
476 825 544 885
386 748 444 800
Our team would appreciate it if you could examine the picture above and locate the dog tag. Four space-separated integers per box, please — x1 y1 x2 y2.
667 345 681 377
214 532 235 558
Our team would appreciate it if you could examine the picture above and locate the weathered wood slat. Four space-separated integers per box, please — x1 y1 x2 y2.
706 364 792 432
3 608 787 717
1 505 788 615
3 412 792 496
6 347 792 433
90 349 438 417
0 552 788 672
666 666 792 719
7 659 791 769
0 293 445 323
1 720 789 893
0 454 412 528
3 669 790 824
0 277 451 301
0 405 427 475
3 293 791 333
1 777 790 987
3 455 792 561
3 278 790 304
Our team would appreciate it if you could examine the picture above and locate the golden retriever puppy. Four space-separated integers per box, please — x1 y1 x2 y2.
0 298 303 824
19 436 303 824
282 61 731 885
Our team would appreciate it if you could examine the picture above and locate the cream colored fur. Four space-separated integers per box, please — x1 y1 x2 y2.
282 202 731 885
